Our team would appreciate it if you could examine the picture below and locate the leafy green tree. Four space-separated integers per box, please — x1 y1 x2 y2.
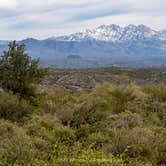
0 41 48 99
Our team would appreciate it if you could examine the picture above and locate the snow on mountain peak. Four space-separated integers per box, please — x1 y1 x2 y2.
54 24 166 42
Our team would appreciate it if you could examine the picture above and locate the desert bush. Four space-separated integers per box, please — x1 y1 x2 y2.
71 84 114 128
48 142 132 166
25 113 76 145
56 108 74 126
24 114 59 158
71 100 107 128
92 83 114 100
86 132 111 149
150 126 166 165
23 114 76 161
125 84 147 113
40 88 77 114
32 136 51 160
108 111 143 129
143 84 166 102
0 82 165 166
102 127 158 161
52 125 76 145
0 120 34 165
109 86 136 113
24 115 54 141
75 124 93 141
0 92 32 121
122 144 155 165
145 100 166 126
143 112 162 126
91 84 138 113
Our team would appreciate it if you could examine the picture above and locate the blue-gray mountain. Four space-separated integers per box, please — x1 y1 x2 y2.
0 24 166 68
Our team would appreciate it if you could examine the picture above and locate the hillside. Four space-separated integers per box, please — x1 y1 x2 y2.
43 67 166 91
1 67 166 165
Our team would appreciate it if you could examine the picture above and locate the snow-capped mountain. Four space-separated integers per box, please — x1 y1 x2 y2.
0 24 166 68
55 24 166 42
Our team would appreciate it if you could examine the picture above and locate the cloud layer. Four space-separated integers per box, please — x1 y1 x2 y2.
0 0 166 40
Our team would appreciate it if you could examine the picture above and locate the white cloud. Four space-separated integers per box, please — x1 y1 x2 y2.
0 0 165 40
0 0 18 9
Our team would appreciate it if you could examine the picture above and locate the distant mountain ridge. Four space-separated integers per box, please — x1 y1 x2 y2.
52 24 166 42
0 24 166 68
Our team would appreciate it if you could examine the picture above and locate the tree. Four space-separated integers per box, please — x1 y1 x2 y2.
0 41 48 99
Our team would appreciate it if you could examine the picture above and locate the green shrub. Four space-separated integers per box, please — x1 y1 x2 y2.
145 100 166 126
108 111 143 129
72 101 107 128
40 88 76 114
52 125 76 145
0 82 165 166
0 120 34 165
109 86 136 113
24 114 59 141
86 132 111 149
56 108 74 126
150 127 166 165
123 144 155 164
143 84 166 102
103 127 157 157
24 115 59 160
48 143 132 166
24 114 76 146
0 92 32 121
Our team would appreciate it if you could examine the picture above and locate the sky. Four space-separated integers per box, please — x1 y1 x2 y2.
0 0 166 40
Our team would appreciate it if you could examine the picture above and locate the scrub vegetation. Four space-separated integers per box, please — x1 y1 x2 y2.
0 42 165 166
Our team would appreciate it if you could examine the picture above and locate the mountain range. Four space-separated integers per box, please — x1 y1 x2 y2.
54 24 166 42
0 24 166 68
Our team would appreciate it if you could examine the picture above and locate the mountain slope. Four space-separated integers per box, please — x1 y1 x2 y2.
54 24 166 42
0 24 166 68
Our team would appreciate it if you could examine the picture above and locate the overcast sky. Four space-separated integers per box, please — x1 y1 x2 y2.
0 0 166 40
